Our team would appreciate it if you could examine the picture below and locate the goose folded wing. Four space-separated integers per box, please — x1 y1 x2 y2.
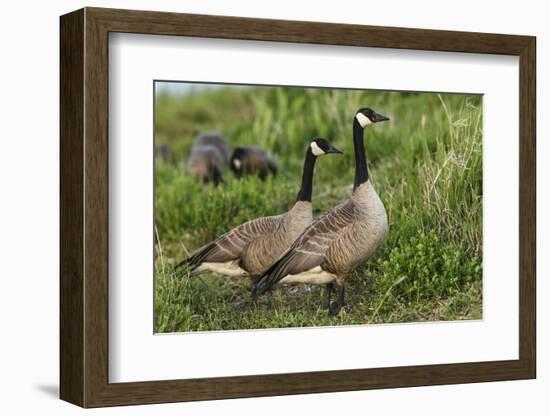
187 215 282 269
256 202 355 291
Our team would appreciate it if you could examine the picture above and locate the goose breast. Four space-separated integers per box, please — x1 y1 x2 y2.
324 181 389 274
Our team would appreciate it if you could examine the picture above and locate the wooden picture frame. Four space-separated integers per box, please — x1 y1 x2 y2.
60 7 536 408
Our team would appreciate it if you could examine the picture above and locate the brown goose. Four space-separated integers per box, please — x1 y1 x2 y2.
184 139 342 289
230 146 278 180
155 143 173 162
254 108 390 315
187 132 230 185
192 131 230 160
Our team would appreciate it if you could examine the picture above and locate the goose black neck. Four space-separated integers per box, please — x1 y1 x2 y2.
296 149 317 202
353 118 369 190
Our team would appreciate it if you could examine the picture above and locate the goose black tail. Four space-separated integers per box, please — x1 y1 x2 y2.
182 241 219 274
254 253 292 295
174 258 191 272
252 277 270 296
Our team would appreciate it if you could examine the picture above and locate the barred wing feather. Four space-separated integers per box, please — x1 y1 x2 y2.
256 202 356 292
187 215 283 270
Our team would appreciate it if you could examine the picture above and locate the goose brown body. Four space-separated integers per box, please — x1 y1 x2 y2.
255 107 390 315
230 146 277 180
193 131 230 160
257 181 388 287
187 146 226 184
187 132 230 184
185 138 342 283
187 201 312 278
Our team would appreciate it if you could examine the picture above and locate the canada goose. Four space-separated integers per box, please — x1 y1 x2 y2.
230 146 278 180
192 131 231 161
183 138 342 291
155 143 172 162
187 132 230 184
254 107 390 316
187 146 225 185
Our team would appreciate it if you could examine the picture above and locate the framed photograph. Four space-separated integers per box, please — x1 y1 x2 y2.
60 7 536 408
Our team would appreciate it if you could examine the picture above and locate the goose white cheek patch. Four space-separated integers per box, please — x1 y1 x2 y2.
233 159 242 169
355 112 372 128
310 141 325 156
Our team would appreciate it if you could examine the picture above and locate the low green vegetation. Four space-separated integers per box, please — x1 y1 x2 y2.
154 85 482 332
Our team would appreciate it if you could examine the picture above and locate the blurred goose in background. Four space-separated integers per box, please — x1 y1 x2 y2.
230 146 278 180
254 107 390 316
154 143 173 163
182 138 342 295
187 131 230 185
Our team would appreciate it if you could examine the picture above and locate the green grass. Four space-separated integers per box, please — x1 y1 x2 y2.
154 85 483 333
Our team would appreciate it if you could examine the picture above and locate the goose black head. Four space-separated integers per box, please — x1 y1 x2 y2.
229 147 247 177
310 138 343 157
355 107 390 128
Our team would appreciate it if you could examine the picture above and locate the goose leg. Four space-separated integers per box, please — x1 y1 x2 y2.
250 282 274 309
329 283 345 316
248 276 261 307
265 289 274 310
251 285 258 306
323 282 334 309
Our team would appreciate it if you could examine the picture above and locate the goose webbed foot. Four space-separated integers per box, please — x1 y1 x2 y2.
264 293 274 310
328 302 341 316
237 298 256 310
251 286 258 305
249 284 274 309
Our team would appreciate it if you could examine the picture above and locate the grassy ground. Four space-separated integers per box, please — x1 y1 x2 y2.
154 85 483 333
